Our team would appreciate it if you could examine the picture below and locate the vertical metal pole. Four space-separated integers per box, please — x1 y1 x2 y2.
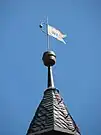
48 66 54 88
46 17 50 50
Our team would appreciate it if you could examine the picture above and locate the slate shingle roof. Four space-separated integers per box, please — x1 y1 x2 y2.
27 88 80 135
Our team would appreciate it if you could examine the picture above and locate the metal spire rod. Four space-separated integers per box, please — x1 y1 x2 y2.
39 16 50 50
48 66 54 88
46 17 50 50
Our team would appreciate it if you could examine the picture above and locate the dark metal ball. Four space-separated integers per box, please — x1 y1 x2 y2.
42 51 56 66
39 24 43 28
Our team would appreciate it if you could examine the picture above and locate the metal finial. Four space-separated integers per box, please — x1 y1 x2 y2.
42 51 56 67
42 51 56 88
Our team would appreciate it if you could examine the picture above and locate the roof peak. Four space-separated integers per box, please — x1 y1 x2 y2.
26 88 80 135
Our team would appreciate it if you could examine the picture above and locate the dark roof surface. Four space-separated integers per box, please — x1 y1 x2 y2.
27 88 80 135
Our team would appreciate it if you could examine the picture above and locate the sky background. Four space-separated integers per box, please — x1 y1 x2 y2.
0 0 101 135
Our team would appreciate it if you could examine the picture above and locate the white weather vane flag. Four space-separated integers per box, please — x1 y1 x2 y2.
39 19 67 45
47 25 67 44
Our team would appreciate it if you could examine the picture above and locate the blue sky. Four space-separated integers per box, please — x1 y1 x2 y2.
0 0 101 135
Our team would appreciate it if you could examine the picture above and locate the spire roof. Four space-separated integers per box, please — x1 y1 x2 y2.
26 51 81 135
27 88 80 135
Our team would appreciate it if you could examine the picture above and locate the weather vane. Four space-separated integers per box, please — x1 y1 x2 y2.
39 17 67 50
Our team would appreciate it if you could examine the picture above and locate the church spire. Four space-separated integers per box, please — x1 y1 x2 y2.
26 20 81 135
42 51 56 88
26 50 81 135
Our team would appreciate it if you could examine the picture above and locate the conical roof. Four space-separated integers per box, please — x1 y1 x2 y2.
27 88 80 135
